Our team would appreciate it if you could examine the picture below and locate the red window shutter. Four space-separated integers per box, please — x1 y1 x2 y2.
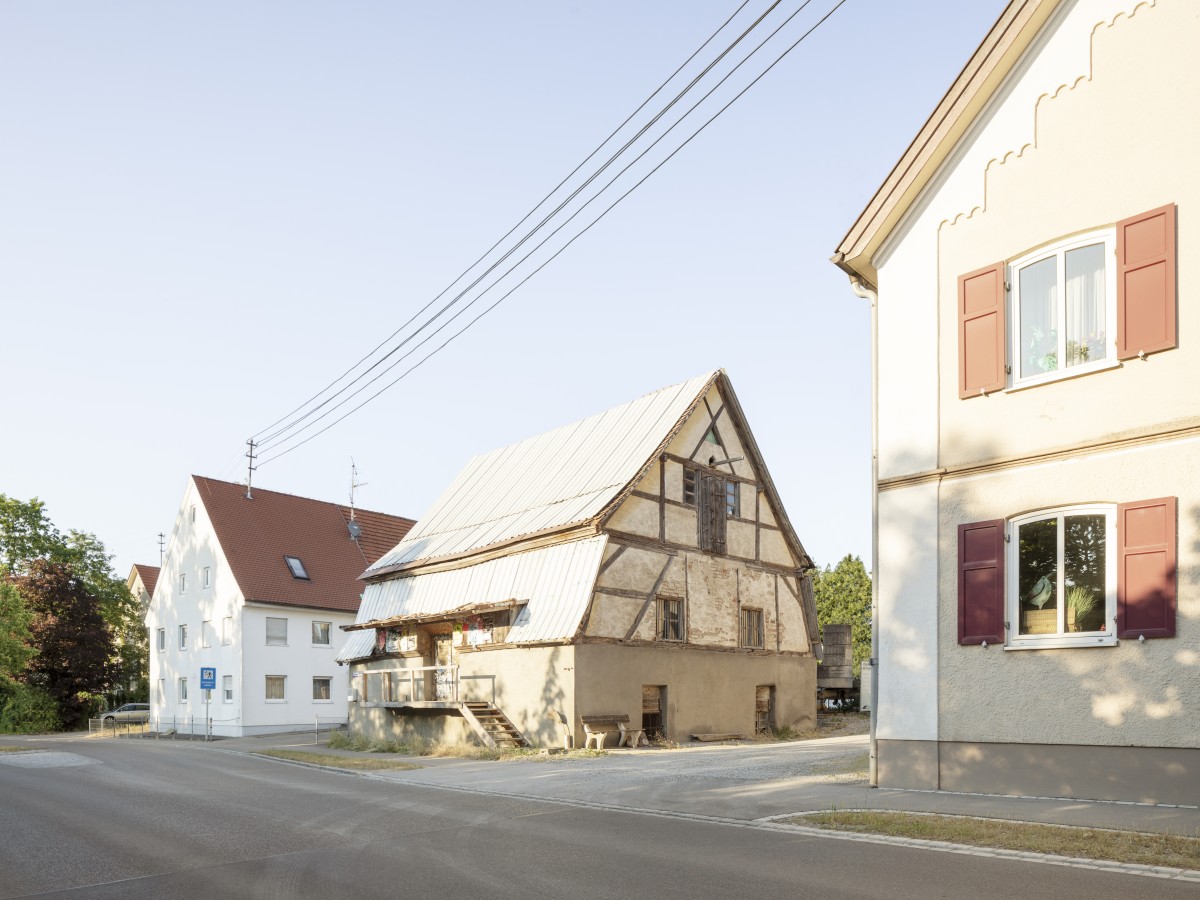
1117 497 1176 639
958 519 1005 645
1117 203 1176 360
958 264 1006 399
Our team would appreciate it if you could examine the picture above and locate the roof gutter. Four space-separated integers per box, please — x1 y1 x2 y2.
848 275 880 789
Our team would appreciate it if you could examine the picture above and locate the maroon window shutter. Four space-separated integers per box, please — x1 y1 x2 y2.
1117 497 1176 639
958 264 1007 399
958 519 1005 645
1117 203 1176 360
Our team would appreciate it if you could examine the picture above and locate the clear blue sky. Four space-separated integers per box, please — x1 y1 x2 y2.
0 1 1002 578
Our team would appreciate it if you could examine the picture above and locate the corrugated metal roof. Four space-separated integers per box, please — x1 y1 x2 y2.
337 536 608 662
366 372 717 574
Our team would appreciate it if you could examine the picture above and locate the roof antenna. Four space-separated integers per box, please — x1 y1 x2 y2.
157 532 166 567
245 438 258 500
348 459 367 541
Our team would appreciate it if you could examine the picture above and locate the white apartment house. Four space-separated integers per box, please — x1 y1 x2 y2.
146 475 414 736
832 0 1197 803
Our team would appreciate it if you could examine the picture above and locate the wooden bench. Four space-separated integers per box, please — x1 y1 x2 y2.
580 714 647 749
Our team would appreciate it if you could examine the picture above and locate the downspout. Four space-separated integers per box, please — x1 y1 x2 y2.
849 276 880 788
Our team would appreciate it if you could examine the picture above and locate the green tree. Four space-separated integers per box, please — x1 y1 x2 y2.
0 580 35 679
811 554 872 677
16 560 114 728
0 495 145 719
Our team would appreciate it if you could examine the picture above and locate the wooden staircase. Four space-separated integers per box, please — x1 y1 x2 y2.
462 702 529 749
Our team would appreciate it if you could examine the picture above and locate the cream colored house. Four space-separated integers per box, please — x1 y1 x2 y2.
338 371 819 748
832 0 1197 802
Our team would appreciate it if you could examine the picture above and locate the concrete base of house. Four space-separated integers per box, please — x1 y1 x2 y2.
877 739 1200 805
350 705 477 746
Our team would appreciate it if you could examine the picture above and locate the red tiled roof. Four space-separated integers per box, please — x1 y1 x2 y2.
193 475 416 613
133 564 160 598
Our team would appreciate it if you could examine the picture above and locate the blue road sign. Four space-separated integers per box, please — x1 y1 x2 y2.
200 667 216 690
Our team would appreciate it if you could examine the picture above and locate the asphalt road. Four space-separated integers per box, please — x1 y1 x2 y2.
0 739 1191 899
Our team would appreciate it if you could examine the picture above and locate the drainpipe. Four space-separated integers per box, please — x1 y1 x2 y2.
849 276 879 788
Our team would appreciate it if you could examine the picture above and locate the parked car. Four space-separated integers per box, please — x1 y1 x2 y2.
101 703 150 723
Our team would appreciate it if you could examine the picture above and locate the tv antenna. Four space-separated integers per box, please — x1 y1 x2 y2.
245 438 258 499
157 532 166 566
349 459 368 522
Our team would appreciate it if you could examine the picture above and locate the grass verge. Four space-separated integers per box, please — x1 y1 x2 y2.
0 746 40 753
793 810 1200 871
326 731 606 761
258 749 423 771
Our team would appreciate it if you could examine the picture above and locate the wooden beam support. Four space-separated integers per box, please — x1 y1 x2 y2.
623 554 675 641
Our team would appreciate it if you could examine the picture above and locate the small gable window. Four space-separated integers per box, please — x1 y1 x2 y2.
284 556 310 580
704 426 720 445
725 481 740 518
682 467 697 506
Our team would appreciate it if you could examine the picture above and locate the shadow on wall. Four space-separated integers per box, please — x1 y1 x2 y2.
929 429 1195 752
488 646 566 748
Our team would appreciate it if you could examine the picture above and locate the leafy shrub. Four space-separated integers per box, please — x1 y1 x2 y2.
0 678 60 733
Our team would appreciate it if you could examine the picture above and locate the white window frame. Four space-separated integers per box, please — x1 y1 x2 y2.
1006 503 1118 650
223 675 233 703
179 624 188 650
221 615 233 645
1008 229 1119 390
201 620 212 648
312 621 332 646
156 628 165 652
179 572 187 593
158 678 165 705
202 566 211 589
265 675 286 702
312 676 333 702
265 616 288 646
178 677 188 703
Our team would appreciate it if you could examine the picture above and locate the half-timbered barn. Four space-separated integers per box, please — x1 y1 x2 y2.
338 371 819 749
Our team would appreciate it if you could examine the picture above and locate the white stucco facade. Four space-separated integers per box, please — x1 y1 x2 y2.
145 478 356 737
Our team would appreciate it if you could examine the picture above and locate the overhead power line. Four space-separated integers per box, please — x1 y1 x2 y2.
255 0 786 453
254 0 849 466
250 0 760 445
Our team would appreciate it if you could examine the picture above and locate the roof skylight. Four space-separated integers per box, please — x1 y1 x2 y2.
284 556 310 580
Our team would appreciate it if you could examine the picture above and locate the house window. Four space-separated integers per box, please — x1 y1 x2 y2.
658 597 684 642
1009 505 1116 647
312 677 332 701
202 566 211 588
725 481 740 518
740 608 765 649
201 620 213 648
158 678 165 704
178 677 188 702
265 617 288 646
190 505 196 524
683 467 697 506
312 621 331 646
284 556 310 580
179 573 187 593
223 675 233 703
265 675 286 701
221 616 233 645
179 624 188 650
1011 230 1116 386
156 628 165 652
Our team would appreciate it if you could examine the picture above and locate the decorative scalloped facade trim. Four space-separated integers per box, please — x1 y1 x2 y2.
939 0 1158 235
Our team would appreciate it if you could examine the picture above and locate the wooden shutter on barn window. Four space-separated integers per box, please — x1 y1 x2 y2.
958 263 1007 399
958 520 1005 645
1117 203 1176 360
698 474 727 554
1117 497 1176 639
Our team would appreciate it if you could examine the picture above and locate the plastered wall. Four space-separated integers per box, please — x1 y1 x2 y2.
938 437 1199 749
938 0 1200 467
